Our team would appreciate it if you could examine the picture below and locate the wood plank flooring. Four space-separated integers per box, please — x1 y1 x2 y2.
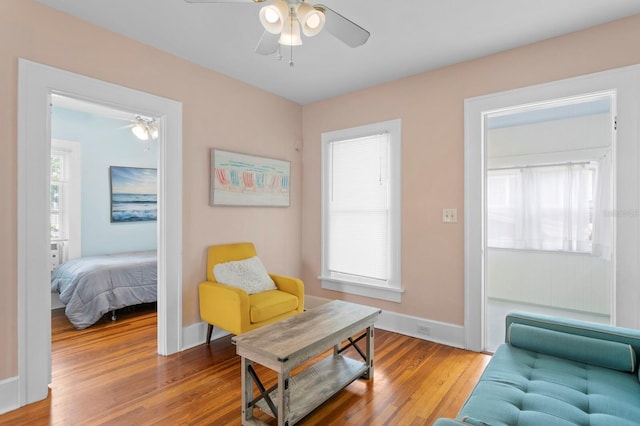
0 307 490 425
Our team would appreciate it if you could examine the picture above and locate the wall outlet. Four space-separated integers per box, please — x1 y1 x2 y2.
442 208 458 223
416 325 431 335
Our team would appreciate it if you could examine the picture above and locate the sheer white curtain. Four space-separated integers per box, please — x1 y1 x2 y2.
592 154 613 259
488 163 595 253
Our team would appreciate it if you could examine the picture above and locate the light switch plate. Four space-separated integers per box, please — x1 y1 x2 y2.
442 208 458 223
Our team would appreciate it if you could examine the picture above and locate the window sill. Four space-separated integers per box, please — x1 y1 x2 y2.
319 276 404 303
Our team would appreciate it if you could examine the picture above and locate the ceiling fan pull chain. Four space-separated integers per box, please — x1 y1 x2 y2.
289 44 294 67
289 8 294 67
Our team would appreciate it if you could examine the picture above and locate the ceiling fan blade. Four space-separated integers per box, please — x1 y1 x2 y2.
255 31 280 55
315 4 370 48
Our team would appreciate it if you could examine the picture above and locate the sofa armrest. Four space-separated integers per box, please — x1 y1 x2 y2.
270 274 304 312
198 280 250 335
506 311 640 370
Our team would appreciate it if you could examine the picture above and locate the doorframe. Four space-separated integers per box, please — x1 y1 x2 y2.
464 65 640 352
17 59 183 406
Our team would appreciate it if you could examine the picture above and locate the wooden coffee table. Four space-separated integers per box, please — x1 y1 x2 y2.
232 300 382 426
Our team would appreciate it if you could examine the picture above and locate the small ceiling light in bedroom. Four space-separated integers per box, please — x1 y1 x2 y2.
131 116 159 141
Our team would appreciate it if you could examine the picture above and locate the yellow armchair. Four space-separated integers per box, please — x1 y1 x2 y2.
199 242 304 343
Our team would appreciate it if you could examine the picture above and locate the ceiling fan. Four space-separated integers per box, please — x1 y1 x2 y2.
184 0 370 57
119 116 159 141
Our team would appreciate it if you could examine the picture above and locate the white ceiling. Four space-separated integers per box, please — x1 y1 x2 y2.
36 0 640 105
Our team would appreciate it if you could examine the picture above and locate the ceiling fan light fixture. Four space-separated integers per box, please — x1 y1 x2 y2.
297 2 325 37
131 116 158 141
259 0 288 34
132 124 150 141
279 17 303 46
149 124 159 140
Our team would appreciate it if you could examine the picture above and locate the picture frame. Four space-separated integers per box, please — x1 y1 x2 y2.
210 149 290 207
109 166 158 222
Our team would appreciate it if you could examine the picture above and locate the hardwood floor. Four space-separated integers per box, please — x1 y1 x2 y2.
0 307 490 425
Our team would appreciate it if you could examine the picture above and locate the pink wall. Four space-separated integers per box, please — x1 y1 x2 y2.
3 0 640 384
0 1 302 380
301 14 640 325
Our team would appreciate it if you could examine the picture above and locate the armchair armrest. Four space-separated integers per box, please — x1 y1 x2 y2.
269 274 304 312
198 280 250 336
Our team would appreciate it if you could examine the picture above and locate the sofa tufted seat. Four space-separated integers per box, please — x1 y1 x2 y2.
435 312 640 426
459 345 640 425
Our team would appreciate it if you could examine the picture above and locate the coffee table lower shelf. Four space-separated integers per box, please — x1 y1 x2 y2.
252 355 367 425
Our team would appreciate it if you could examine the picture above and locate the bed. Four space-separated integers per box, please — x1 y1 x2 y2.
51 250 157 329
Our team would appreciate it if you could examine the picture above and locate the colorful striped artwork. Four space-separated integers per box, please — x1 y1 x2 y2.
210 149 290 206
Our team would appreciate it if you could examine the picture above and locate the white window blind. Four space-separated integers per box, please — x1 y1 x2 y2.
321 119 402 302
327 133 390 283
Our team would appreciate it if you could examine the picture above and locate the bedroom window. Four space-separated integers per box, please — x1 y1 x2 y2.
50 139 81 259
50 151 68 241
320 119 403 302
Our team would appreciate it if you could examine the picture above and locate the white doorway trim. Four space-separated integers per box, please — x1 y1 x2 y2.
464 65 640 352
17 59 183 406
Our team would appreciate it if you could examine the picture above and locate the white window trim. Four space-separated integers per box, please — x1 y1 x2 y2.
464 65 640 352
51 139 81 260
319 118 403 303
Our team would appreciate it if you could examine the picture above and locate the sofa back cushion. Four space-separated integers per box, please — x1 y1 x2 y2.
508 322 637 372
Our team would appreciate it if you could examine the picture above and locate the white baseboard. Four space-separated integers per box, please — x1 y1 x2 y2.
181 295 466 351
181 294 331 350
376 309 465 349
182 321 230 351
304 294 332 309
306 295 465 348
0 376 19 415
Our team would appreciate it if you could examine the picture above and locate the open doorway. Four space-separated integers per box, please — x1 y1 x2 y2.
483 93 615 351
18 59 183 407
464 65 640 353
49 95 159 328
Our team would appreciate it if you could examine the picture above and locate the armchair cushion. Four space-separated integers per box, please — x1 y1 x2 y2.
249 290 299 323
213 256 276 294
200 242 304 338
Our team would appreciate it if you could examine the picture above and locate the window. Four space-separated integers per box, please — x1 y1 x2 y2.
487 161 600 253
320 119 402 302
50 139 81 259
50 150 69 241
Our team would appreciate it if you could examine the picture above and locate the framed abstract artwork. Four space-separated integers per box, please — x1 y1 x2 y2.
109 166 158 222
210 149 290 207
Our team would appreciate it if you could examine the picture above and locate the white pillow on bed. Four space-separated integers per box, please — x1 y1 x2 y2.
213 256 277 294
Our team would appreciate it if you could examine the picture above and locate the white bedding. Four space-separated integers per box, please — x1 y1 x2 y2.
51 251 157 329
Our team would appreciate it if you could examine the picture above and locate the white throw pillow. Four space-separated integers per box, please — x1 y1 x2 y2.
213 256 277 294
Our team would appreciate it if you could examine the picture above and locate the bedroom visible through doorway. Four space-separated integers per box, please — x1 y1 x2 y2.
49 95 159 329
18 59 182 408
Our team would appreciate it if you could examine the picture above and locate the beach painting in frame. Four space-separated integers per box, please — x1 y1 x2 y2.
110 166 158 222
211 149 290 207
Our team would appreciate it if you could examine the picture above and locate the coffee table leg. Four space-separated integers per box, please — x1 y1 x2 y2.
277 371 290 426
241 357 254 424
363 326 375 379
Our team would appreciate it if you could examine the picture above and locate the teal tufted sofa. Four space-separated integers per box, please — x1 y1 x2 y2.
434 311 640 426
